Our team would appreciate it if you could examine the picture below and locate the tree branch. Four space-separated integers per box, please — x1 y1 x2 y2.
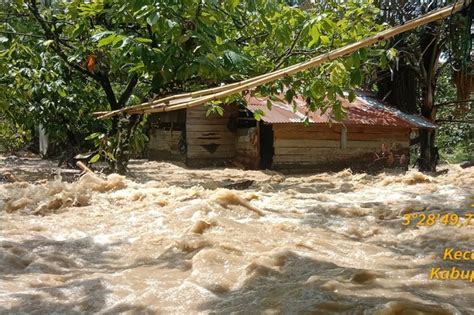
273 27 304 71
25 0 124 110
0 30 78 42
435 59 451 79
146 24 158 48
117 74 139 107
26 0 97 81
435 99 474 108
436 119 474 124
95 72 118 110
0 30 44 39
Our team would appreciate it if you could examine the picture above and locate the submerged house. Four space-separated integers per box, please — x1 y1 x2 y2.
146 91 436 171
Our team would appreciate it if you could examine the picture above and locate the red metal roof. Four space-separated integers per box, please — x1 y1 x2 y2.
245 91 436 129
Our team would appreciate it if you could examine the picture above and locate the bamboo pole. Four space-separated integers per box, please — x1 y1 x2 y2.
98 94 194 119
96 62 314 119
91 111 110 117
76 161 94 174
94 0 469 118
97 53 324 118
126 96 193 114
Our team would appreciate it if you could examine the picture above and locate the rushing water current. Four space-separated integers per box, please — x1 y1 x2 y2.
1 158 473 314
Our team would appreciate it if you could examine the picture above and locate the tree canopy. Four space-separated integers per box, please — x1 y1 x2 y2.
0 0 404 171
3 1 386 100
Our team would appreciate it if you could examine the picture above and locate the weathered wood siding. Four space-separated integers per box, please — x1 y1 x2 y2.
148 129 184 161
186 105 238 166
234 127 259 169
272 124 410 171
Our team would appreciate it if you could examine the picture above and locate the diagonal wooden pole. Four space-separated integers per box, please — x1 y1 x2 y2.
95 0 470 119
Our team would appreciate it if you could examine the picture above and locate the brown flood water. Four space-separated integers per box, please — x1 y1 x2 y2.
1 157 473 314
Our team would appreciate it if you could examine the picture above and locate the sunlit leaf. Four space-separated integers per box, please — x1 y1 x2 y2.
253 109 265 121
89 153 100 163
97 34 117 47
266 100 272 110
146 12 160 26
135 37 152 43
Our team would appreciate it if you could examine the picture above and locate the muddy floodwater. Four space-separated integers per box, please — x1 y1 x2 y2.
1 157 473 314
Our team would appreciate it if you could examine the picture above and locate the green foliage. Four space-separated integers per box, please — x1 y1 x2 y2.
248 1 386 116
206 104 225 117
369 1 472 170
85 132 114 164
253 109 265 121
435 69 473 163
0 0 386 169
129 116 149 159
0 119 31 153
440 143 473 163
435 65 472 161
0 2 109 155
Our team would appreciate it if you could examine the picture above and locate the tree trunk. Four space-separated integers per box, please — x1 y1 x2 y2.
110 114 140 174
418 73 438 171
418 23 441 172
418 128 438 172
376 63 419 114
104 75 139 174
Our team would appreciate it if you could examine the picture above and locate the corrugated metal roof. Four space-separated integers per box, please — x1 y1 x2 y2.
245 91 437 129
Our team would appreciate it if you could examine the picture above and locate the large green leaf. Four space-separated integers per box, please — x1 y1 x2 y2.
97 34 117 47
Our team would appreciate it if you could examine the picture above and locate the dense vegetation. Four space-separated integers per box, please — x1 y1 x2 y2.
0 0 471 172
372 0 472 170
435 68 473 163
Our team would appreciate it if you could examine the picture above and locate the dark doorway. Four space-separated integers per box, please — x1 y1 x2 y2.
259 122 274 169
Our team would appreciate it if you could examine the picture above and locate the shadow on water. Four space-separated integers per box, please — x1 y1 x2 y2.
0 234 215 314
1 234 472 314
1 280 157 314
0 237 122 279
196 251 472 315
0 237 158 314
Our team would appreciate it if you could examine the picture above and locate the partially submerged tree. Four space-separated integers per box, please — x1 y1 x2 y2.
1 0 388 173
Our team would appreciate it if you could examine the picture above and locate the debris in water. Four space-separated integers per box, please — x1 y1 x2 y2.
0 161 473 314
222 179 254 190
1 171 17 183
1 173 126 214
211 189 264 216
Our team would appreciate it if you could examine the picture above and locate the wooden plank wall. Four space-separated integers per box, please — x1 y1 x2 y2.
148 129 183 161
148 110 186 124
234 127 259 169
272 124 411 170
186 105 238 165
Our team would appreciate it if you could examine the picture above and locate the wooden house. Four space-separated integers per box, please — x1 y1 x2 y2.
146 91 436 172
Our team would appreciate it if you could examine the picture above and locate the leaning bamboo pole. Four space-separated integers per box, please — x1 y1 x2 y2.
95 0 470 119
97 50 328 118
97 58 319 118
